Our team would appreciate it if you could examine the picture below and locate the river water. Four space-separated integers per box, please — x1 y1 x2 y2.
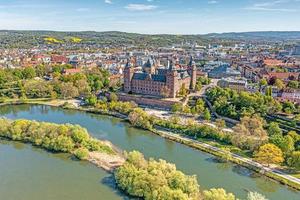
0 105 299 200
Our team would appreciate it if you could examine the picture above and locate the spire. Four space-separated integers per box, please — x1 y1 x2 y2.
125 59 130 68
168 59 175 71
188 56 195 67
144 59 152 68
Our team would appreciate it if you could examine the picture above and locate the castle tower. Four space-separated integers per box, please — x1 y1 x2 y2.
124 60 135 93
166 60 178 98
143 58 155 74
188 56 197 90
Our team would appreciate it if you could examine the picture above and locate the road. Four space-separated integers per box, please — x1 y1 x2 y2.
182 78 219 106
157 128 300 187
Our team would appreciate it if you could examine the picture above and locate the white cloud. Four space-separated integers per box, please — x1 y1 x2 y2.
104 0 112 4
76 8 90 12
208 1 218 4
245 0 298 12
245 7 296 12
125 4 157 11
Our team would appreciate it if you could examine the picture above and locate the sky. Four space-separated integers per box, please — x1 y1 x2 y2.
0 0 299 34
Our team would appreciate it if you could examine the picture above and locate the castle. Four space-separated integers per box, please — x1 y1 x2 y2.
124 57 197 98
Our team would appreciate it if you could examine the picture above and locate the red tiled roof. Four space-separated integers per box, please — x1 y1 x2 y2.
264 59 284 66
267 72 299 80
51 55 68 63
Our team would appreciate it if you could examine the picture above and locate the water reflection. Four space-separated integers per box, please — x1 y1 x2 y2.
255 177 280 193
232 165 253 177
0 104 299 200
101 175 132 200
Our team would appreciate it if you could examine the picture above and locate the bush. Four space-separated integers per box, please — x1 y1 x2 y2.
203 188 236 200
74 148 89 160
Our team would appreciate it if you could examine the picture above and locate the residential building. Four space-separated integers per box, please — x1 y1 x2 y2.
217 77 247 91
208 64 241 79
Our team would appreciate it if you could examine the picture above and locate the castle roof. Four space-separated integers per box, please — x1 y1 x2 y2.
132 72 166 82
144 59 152 68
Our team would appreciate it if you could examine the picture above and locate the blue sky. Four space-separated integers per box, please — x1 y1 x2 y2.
0 0 299 34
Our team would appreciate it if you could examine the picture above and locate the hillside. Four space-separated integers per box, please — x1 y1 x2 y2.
206 31 300 41
0 30 299 49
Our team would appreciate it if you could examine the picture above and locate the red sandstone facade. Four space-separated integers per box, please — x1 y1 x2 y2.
124 58 197 98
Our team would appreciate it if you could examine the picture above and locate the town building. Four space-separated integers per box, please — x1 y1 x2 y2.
123 57 197 98
262 72 300 82
208 64 241 79
217 77 247 91
291 45 300 57
278 89 300 104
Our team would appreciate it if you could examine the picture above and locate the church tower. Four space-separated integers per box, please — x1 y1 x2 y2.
143 58 155 74
124 60 135 93
166 60 178 98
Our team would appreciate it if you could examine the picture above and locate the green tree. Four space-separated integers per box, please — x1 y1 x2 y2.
247 191 268 200
283 135 295 155
287 151 300 170
267 122 282 137
287 81 299 89
259 78 268 88
232 115 268 151
74 147 89 160
274 79 285 90
115 151 200 200
265 86 272 96
24 80 53 98
75 79 91 96
109 92 118 102
194 99 205 114
35 65 47 77
60 82 79 99
172 103 183 113
178 83 188 97
53 135 75 152
203 108 211 121
195 82 202 91
282 101 296 114
85 95 97 106
71 128 90 143
128 108 152 130
22 67 36 79
203 188 236 200
215 119 226 129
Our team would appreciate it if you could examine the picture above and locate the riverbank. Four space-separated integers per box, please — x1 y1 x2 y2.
1 98 300 191
152 128 300 191
87 140 125 172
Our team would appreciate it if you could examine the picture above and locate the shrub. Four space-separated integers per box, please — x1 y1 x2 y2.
74 147 89 160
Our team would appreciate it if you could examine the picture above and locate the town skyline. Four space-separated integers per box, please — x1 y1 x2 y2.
0 0 300 34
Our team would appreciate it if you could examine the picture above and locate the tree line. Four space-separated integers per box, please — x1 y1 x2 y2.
206 87 299 119
0 64 112 100
84 96 300 170
0 118 114 160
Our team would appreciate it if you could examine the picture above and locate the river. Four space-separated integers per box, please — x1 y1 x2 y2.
0 104 299 200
